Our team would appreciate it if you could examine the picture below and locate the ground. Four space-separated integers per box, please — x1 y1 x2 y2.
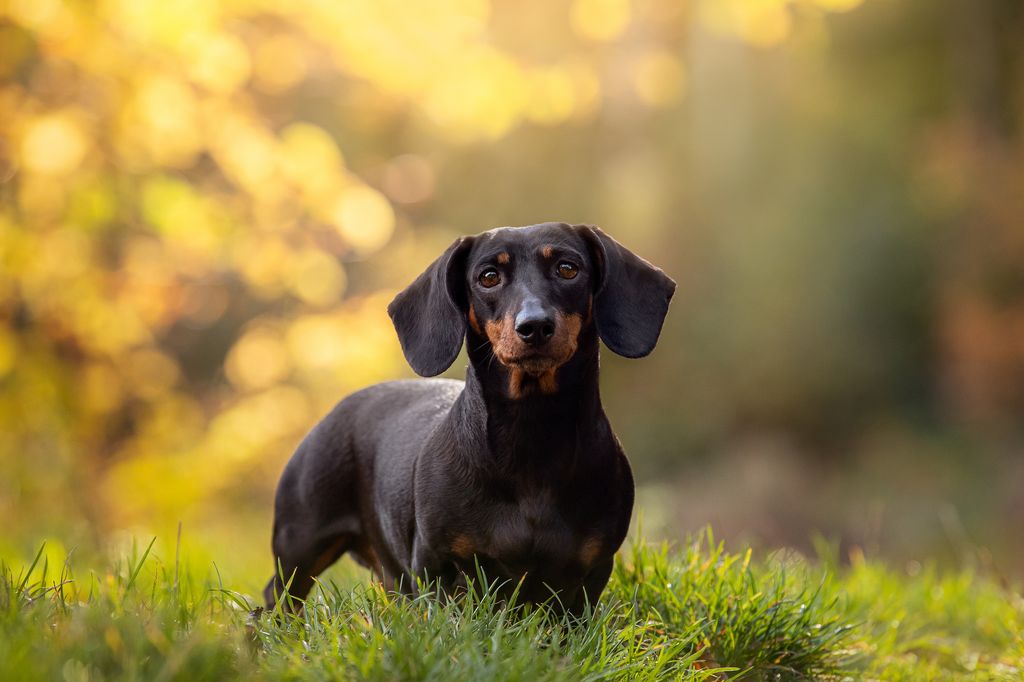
1 531 1021 680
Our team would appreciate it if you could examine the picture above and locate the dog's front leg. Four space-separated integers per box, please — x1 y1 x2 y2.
410 534 460 597
567 556 614 618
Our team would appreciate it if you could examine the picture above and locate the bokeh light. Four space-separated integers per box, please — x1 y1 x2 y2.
1 0 1022 583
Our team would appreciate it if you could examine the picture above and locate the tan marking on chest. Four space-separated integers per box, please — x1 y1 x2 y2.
508 368 526 399
538 368 558 394
450 534 475 559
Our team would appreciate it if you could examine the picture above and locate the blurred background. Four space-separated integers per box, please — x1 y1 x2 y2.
1 0 1022 588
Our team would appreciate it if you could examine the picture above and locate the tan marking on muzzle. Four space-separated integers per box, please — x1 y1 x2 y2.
533 311 582 394
547 311 582 367
485 311 584 398
484 314 519 361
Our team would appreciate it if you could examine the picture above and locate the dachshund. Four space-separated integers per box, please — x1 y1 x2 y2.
264 222 675 615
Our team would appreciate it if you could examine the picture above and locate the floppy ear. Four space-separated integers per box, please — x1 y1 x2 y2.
387 237 474 376
577 225 676 358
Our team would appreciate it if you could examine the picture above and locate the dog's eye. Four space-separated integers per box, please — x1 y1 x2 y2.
478 269 501 288
556 262 579 280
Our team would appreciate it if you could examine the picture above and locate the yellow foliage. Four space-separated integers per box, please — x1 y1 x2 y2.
633 50 687 107
182 31 252 94
0 0 871 541
380 155 436 205
330 185 396 256
20 111 90 175
571 0 632 42
698 0 865 45
286 249 348 307
251 34 308 94
226 326 291 391
0 327 16 379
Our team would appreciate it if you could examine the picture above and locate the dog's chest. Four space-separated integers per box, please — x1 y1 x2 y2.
478 486 589 570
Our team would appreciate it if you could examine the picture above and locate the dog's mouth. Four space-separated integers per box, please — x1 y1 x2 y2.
483 312 582 378
494 351 562 376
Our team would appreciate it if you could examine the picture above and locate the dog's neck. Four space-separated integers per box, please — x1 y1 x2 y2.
461 327 612 477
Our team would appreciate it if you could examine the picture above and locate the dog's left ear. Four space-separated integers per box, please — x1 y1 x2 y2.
388 237 475 376
577 225 676 358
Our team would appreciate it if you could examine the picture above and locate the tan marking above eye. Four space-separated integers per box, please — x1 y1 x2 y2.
541 246 554 259
497 252 510 264
479 269 500 287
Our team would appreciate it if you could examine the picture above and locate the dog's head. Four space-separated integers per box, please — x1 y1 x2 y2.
388 222 676 391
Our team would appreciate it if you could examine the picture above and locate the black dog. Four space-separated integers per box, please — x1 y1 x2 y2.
264 222 675 614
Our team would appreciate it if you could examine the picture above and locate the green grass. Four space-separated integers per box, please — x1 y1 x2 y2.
1 532 1021 680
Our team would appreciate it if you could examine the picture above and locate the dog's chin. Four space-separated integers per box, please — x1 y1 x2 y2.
497 354 562 376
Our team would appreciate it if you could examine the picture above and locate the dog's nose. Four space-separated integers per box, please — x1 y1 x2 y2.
515 315 555 345
515 301 555 346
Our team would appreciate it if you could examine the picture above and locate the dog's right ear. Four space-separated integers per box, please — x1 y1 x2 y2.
388 237 474 377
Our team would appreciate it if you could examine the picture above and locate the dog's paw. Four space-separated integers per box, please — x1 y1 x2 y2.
246 605 264 628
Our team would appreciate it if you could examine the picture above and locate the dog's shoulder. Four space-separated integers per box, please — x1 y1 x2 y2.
352 377 463 401
330 378 464 420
